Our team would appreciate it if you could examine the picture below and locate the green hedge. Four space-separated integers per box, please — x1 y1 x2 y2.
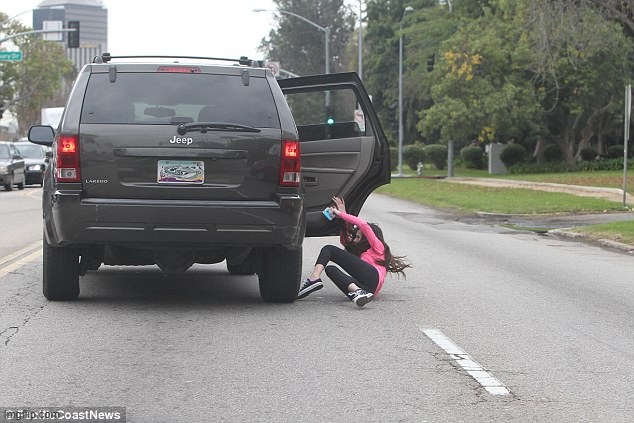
389 147 398 171
499 143 527 168
580 147 598 161
607 145 624 158
460 146 485 169
424 144 448 170
508 158 633 174
543 144 564 162
403 144 426 170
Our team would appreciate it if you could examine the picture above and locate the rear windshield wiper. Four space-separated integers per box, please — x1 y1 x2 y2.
176 122 261 135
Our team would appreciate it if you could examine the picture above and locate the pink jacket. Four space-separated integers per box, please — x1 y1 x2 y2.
338 212 387 294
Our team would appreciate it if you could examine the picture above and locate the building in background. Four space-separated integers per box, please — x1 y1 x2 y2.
33 0 107 70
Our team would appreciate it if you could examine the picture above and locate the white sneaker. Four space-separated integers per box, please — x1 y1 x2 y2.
297 278 323 299
349 289 373 307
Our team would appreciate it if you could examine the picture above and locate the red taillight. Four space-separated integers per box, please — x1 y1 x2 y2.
279 139 300 187
55 135 81 182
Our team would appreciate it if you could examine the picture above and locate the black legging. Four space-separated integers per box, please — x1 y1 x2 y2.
316 245 379 295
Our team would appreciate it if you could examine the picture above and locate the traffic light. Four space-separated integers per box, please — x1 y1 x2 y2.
325 106 335 125
427 54 435 72
67 21 80 48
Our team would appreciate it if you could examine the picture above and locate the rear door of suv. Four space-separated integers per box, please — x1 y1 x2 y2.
278 72 391 237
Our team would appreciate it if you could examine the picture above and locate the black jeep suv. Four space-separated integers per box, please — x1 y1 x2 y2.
28 54 390 302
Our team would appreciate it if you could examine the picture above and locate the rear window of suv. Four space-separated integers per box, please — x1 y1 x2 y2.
80 72 280 128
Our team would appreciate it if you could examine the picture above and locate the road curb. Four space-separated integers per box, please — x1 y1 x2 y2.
597 238 634 254
549 228 634 254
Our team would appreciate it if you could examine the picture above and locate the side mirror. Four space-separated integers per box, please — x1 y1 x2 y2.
28 125 55 146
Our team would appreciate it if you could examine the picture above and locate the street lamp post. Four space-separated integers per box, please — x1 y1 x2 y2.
0 9 32 29
253 8 329 75
358 0 363 80
398 6 414 177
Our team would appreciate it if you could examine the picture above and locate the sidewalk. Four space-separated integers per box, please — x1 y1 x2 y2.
445 177 632 206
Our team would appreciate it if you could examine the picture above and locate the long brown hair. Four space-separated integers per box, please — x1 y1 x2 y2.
343 222 411 277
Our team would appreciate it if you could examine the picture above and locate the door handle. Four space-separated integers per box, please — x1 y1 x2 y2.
303 176 319 187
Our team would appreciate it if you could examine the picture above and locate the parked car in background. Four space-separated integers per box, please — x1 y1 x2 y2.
14 141 48 186
0 141 26 191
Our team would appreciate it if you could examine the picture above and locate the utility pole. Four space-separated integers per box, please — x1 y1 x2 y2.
358 0 363 80
398 6 414 177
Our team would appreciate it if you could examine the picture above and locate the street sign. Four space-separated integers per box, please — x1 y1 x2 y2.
0 51 23 61
43 20 63 41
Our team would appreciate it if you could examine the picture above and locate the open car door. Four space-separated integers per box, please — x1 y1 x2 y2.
278 72 391 237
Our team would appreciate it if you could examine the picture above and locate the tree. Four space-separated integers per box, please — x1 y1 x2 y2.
403 0 453 145
364 0 438 144
417 1 544 148
1 11 75 137
364 0 441 145
526 0 633 163
258 0 356 77
363 0 402 144
257 1 356 127
587 0 634 36
411 0 632 165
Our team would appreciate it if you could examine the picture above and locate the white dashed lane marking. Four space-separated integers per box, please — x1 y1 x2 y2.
422 328 511 396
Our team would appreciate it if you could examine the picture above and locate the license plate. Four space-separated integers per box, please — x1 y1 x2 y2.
157 160 204 184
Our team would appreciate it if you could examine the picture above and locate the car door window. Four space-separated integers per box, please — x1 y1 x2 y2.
285 88 368 142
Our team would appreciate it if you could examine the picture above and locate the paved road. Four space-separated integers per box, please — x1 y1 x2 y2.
1 191 633 422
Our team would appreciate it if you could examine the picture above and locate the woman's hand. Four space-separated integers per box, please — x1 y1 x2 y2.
328 206 341 218
332 196 346 214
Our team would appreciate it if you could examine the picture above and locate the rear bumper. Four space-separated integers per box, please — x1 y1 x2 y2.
45 191 305 250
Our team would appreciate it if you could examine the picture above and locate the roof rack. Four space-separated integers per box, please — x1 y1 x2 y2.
92 53 253 66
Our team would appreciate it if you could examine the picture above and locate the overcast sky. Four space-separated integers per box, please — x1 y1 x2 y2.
2 0 283 60
1 0 362 128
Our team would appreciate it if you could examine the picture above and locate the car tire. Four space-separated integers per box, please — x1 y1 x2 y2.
42 235 80 301
4 176 12 191
17 180 24 190
258 247 302 303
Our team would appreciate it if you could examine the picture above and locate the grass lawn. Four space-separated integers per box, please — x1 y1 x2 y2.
565 221 634 246
420 168 634 194
375 168 634 246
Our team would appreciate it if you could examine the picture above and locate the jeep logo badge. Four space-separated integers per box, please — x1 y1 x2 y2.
170 135 193 145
